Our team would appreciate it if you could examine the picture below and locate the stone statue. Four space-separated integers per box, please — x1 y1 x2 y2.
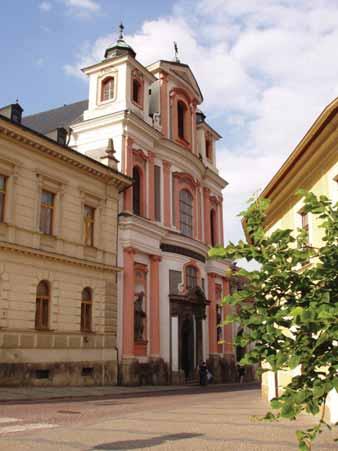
134 291 146 341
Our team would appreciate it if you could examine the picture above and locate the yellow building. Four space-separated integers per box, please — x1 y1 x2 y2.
0 103 131 386
259 97 338 422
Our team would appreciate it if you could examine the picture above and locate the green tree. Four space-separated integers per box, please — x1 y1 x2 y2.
209 191 338 450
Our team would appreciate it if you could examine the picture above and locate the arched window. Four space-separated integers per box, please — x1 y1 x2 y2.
186 265 198 290
177 100 187 140
81 287 92 332
101 77 114 102
210 208 217 246
132 79 141 104
35 281 50 330
179 189 193 237
133 166 141 216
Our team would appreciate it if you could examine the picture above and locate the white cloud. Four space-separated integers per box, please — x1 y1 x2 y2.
64 0 100 14
39 1 52 12
36 57 45 67
64 0 338 245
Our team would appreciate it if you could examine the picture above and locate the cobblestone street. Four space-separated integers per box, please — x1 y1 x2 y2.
0 386 335 450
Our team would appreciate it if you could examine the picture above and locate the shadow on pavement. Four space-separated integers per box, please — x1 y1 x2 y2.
92 432 203 450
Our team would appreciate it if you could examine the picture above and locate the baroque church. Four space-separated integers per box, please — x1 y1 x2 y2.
20 26 239 385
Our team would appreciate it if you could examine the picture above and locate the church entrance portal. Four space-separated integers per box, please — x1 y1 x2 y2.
170 286 209 382
180 317 194 379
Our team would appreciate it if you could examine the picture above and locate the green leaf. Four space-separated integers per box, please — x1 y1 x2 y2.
271 399 282 409
281 403 296 419
206 191 338 450
313 384 326 399
289 355 301 369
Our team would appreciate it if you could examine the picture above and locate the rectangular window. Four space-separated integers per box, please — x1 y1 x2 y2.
186 266 198 290
180 190 193 237
0 175 6 222
40 190 54 235
169 270 182 294
177 101 186 140
84 205 95 247
155 165 161 222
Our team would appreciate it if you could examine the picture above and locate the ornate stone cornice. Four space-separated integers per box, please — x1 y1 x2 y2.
0 119 131 193
0 241 120 273
150 255 162 263
172 171 198 188
133 148 149 162
210 194 221 205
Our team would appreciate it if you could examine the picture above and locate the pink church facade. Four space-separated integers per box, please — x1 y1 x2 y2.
34 31 238 385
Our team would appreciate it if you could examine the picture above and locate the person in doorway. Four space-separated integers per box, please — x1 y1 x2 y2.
237 364 245 384
199 361 208 386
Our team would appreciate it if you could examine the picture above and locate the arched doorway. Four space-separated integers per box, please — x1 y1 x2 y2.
180 316 194 379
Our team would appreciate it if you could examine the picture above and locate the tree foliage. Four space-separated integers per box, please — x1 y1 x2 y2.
209 191 338 450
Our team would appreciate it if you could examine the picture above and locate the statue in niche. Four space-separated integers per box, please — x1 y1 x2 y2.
134 291 146 341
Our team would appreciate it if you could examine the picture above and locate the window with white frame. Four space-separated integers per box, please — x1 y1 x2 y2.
179 189 193 237
40 190 55 235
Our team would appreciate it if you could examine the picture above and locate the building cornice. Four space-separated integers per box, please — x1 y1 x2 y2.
260 97 338 201
0 241 121 273
241 97 338 237
161 229 209 259
125 111 227 187
69 108 227 192
197 121 222 140
0 116 132 193
82 55 156 82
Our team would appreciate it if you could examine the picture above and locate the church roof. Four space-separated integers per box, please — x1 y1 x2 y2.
147 60 203 103
104 23 136 60
22 99 88 134
104 38 136 59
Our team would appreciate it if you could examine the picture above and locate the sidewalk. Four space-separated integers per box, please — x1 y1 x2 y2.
0 382 259 403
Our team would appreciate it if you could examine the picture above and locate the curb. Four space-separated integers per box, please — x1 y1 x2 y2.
0 382 259 405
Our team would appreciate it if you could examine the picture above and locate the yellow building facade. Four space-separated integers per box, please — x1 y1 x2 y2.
259 97 338 422
0 105 131 386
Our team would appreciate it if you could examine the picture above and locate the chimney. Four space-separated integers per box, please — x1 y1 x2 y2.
47 127 68 146
56 127 68 146
0 103 24 124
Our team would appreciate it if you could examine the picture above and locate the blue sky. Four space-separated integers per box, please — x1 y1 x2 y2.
1 0 338 243
0 1 175 115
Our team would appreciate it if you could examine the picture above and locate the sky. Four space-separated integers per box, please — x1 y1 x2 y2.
1 0 338 245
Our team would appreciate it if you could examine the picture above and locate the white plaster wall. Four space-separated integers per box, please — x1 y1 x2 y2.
327 389 338 424
171 316 178 371
85 63 128 120
70 122 124 172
